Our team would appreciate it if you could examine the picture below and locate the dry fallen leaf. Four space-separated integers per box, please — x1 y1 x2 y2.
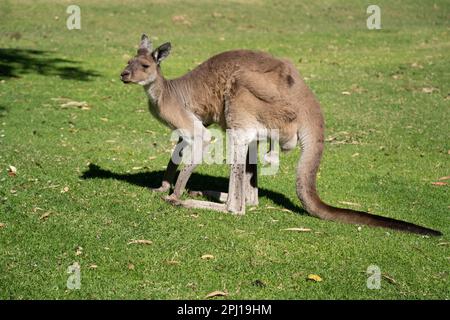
339 201 361 207
39 212 52 220
171 15 191 26
128 263 135 270
0 223 5 228
166 260 180 265
282 227 312 232
307 274 323 282
75 246 83 256
438 176 450 181
205 291 228 299
421 87 437 94
382 273 397 284
431 182 447 186
127 239 153 245
61 186 69 193
7 165 17 176
172 15 185 22
201 254 215 260
61 100 90 110
88 264 98 269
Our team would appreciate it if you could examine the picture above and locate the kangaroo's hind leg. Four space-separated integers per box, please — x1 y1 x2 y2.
165 133 251 215
189 142 258 206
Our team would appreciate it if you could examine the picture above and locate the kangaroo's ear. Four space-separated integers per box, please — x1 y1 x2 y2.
152 42 171 64
138 34 152 53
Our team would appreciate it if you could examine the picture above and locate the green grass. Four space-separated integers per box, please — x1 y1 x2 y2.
0 0 449 299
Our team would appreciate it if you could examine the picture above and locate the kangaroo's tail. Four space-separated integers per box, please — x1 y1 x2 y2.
295 119 442 236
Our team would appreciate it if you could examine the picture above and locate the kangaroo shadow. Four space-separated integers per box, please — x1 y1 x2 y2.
0 48 100 81
81 163 306 215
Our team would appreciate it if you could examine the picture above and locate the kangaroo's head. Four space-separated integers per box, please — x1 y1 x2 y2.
120 34 171 85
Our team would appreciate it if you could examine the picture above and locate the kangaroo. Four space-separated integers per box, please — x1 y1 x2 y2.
120 34 441 236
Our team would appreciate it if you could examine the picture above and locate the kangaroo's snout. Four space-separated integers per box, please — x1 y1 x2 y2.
120 70 131 83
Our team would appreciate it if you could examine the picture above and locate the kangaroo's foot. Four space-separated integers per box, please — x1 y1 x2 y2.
163 194 228 213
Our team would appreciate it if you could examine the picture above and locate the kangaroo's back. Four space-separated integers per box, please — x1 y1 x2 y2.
180 50 311 129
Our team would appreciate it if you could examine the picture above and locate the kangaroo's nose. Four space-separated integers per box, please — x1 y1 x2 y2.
121 70 131 83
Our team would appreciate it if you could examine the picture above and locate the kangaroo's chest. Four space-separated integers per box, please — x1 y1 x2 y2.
147 100 171 127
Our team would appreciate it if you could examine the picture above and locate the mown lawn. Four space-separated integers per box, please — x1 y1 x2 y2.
0 0 449 299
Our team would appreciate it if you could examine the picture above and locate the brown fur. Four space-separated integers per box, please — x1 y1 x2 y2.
120 35 442 236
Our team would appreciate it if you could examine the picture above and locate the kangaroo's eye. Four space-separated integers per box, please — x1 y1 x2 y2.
142 64 150 68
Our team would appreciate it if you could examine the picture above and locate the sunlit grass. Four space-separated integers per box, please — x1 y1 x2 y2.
0 0 448 299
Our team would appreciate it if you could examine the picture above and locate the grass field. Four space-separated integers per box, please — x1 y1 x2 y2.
0 0 449 299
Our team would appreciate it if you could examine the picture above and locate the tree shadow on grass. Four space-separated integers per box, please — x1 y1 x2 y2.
0 48 100 81
81 163 306 214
